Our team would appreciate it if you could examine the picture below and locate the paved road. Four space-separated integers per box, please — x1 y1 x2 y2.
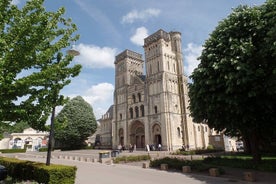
3 150 276 184
18 157 247 184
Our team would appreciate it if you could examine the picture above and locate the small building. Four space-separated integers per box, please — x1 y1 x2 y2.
9 128 48 151
97 105 113 149
209 130 238 151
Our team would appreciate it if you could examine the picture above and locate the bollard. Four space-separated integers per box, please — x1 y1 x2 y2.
182 166 191 173
86 158 91 162
160 164 168 170
142 162 149 168
93 158 98 163
209 168 220 177
244 172 256 182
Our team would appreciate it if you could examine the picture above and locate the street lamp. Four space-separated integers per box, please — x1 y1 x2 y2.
67 45 80 56
46 48 80 166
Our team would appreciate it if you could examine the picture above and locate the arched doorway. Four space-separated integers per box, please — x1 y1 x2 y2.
130 121 145 149
152 124 162 146
13 138 23 149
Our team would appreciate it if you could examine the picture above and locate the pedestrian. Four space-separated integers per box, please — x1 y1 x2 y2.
129 144 133 152
158 143 162 151
118 144 122 152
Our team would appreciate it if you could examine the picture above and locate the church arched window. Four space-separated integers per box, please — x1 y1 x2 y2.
140 105 144 117
138 93 141 102
132 94 136 103
129 108 133 119
135 106 139 118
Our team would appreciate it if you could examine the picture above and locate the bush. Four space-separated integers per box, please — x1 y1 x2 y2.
0 149 26 153
150 157 211 172
0 157 77 184
203 157 276 172
207 144 214 150
172 148 223 155
113 155 150 163
195 149 224 154
38 147 48 152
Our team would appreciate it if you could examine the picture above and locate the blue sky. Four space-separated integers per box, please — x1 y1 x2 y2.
13 0 266 119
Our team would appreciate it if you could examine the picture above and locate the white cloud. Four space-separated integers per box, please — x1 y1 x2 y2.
11 0 20 5
74 44 117 68
82 83 114 119
62 83 114 120
130 27 149 46
183 43 203 76
84 83 114 105
121 8 161 24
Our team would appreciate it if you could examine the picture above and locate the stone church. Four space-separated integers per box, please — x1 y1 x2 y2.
98 29 211 151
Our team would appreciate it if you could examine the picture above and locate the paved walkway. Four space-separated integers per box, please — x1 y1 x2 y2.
2 150 276 184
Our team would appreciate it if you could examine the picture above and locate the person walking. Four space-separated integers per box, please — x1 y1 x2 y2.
158 143 162 151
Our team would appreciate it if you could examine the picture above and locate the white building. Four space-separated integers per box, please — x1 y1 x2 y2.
9 128 48 151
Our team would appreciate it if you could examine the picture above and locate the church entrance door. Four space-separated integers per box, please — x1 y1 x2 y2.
152 124 162 147
130 121 145 149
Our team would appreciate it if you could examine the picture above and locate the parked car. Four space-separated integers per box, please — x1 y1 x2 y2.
0 165 7 181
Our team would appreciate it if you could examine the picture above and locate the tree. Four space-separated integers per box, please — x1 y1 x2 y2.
0 0 81 130
55 96 98 150
0 121 30 139
188 0 276 163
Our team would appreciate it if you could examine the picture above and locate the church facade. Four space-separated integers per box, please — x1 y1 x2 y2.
99 29 210 151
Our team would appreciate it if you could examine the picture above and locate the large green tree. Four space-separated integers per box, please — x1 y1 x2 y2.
54 96 97 150
0 0 81 130
188 0 276 162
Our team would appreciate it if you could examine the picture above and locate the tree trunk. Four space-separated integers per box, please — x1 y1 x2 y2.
243 136 251 154
249 132 261 164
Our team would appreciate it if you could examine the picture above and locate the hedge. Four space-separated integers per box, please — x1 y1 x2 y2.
0 157 77 184
0 149 26 153
113 154 150 163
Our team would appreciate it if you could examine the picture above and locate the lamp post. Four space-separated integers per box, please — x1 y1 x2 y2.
67 45 80 56
46 48 80 166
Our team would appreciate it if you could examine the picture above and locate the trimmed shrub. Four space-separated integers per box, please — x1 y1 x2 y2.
0 157 76 184
150 157 211 172
203 157 276 172
38 147 48 152
172 148 223 155
113 155 150 163
0 149 26 153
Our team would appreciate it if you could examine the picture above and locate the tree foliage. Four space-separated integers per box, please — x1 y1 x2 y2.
54 96 97 150
0 121 30 139
0 0 81 130
188 0 276 161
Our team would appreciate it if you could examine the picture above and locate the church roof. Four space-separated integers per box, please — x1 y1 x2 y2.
97 105 113 121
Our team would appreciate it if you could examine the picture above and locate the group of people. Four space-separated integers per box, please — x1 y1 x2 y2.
117 144 136 152
118 143 162 152
181 144 189 151
146 143 162 151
